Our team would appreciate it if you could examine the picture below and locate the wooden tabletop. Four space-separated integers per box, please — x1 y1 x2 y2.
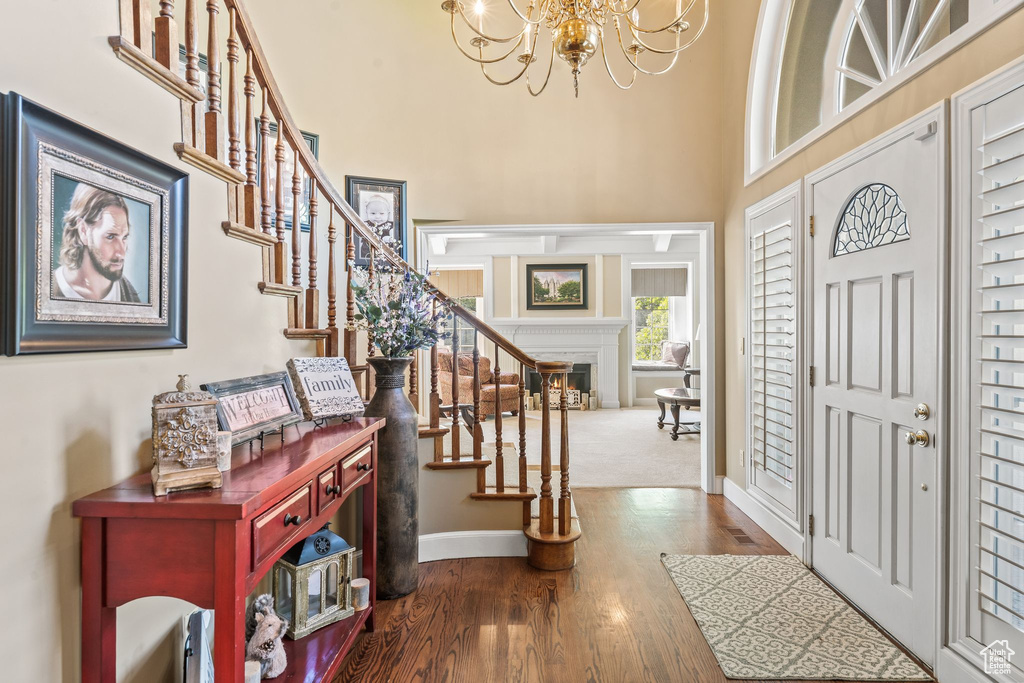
72 418 384 521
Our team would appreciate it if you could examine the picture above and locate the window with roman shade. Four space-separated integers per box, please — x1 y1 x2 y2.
630 268 690 364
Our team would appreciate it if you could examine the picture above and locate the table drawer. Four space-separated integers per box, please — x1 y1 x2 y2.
318 466 340 515
252 483 312 569
341 445 373 494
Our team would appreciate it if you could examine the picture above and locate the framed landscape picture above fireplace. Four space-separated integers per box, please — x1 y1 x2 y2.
526 263 588 311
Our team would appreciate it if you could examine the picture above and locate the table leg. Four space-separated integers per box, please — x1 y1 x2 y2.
81 518 116 683
670 404 681 441
657 400 666 429
364 443 378 632
213 521 245 683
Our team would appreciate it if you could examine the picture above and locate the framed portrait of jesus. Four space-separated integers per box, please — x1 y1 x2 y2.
1 93 188 355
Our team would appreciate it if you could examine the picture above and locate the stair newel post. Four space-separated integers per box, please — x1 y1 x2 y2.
226 8 241 177
344 221 356 365
450 311 461 462
204 0 222 160
326 210 338 356
305 179 319 330
559 370 571 536
494 347 504 493
130 0 154 54
538 368 554 535
520 364 529 526
183 0 203 150
242 49 259 229
272 114 287 284
155 0 179 71
258 90 272 235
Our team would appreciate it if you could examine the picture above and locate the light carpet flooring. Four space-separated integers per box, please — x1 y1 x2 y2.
444 407 701 488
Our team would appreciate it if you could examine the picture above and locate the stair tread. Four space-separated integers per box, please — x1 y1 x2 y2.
469 487 537 501
425 458 492 470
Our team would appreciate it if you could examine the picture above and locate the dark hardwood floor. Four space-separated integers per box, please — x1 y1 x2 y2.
335 487 816 682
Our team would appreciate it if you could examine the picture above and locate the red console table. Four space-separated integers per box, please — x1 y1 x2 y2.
73 418 384 683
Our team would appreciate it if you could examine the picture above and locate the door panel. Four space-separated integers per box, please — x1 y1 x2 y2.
809 108 943 666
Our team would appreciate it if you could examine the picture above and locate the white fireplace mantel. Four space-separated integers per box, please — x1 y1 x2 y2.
489 318 628 409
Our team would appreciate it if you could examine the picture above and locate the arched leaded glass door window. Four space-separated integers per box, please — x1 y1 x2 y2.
833 183 910 256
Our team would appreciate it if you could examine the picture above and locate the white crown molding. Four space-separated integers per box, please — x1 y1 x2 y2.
416 222 714 240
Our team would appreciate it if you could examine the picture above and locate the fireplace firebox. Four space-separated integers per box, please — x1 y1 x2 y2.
526 363 592 409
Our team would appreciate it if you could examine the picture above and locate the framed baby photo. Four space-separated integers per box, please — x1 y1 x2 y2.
345 176 407 267
1 93 188 355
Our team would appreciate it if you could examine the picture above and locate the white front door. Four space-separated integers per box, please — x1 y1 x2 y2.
809 107 944 665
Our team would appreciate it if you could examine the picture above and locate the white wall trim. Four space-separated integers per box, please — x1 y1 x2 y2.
418 530 527 563
724 478 805 557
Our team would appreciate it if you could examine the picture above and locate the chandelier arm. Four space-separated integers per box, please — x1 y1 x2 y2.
456 2 530 44
620 0 698 34
600 29 638 90
615 18 681 76
526 41 556 96
477 24 543 87
504 0 547 24
479 58 531 86
625 1 709 55
451 15 527 64
605 0 644 18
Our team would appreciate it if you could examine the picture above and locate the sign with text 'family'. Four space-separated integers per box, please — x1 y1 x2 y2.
287 357 365 421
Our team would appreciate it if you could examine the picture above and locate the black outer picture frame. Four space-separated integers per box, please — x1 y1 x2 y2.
201 371 303 446
345 175 407 267
1 93 188 356
525 263 589 311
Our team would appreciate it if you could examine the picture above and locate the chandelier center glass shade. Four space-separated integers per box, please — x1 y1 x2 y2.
441 0 709 97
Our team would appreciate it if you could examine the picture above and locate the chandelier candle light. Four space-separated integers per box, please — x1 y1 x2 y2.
442 0 709 97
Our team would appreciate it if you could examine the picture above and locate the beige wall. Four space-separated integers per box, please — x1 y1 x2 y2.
720 2 1024 486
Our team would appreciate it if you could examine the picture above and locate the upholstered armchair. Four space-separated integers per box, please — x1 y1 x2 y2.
437 349 521 418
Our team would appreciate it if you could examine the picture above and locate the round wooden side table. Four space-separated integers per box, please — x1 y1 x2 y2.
655 387 701 441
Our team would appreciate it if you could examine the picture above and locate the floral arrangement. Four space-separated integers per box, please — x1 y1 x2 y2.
350 258 449 358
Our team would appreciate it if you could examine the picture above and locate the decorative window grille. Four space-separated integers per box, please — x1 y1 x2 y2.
834 183 910 256
969 86 1024 637
749 222 796 493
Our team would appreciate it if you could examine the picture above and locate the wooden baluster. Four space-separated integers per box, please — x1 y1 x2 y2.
204 0 222 160
344 222 356 364
539 370 554 534
242 49 259 229
305 180 319 329
182 0 203 150
155 0 179 71
327 210 338 355
132 0 154 54
409 349 419 411
559 371 571 535
273 122 287 283
258 91 273 235
366 249 376 358
520 364 529 527
226 8 241 176
472 331 482 463
289 151 304 328
494 349 504 493
430 312 442 463
451 314 461 462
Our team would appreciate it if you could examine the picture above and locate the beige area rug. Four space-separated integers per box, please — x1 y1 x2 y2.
661 554 932 681
445 407 702 488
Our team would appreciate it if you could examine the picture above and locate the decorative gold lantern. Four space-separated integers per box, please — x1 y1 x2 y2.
151 375 222 496
273 524 356 639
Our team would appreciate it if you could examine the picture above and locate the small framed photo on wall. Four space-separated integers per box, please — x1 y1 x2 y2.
345 176 407 267
526 263 588 311
1 93 188 355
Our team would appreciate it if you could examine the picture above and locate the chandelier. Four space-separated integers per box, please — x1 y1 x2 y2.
441 0 709 97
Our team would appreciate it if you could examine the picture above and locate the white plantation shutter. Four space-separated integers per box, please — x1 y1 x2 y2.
966 80 1024 648
748 220 797 516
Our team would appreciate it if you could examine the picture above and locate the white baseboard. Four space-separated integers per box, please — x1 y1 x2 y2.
418 530 527 563
938 645 997 683
723 478 805 557
601 400 622 409
712 475 725 494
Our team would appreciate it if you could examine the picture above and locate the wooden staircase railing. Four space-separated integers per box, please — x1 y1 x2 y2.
110 0 579 570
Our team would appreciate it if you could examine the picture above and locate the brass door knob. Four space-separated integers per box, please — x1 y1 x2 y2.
905 430 930 447
914 403 930 420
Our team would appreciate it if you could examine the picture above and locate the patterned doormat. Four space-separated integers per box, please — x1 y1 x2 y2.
660 554 932 681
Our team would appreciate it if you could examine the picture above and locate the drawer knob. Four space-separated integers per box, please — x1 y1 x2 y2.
357 463 370 472
283 514 302 526
326 484 342 495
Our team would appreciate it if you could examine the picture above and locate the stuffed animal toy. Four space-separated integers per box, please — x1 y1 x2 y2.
245 594 275 642
245 611 289 679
